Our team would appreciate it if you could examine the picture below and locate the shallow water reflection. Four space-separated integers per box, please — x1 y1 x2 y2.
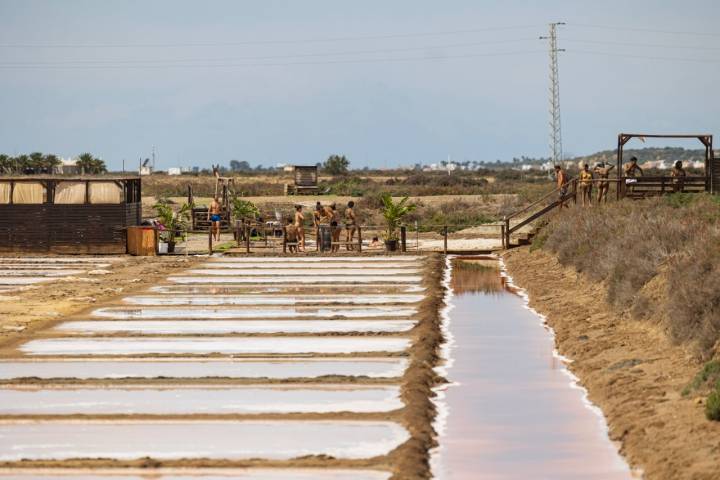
433 258 634 479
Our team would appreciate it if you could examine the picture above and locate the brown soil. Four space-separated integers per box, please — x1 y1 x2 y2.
503 248 720 480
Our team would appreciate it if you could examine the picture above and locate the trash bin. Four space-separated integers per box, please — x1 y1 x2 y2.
127 226 158 256
318 225 332 252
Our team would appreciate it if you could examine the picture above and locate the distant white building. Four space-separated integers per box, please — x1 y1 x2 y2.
53 157 80 175
167 167 182 176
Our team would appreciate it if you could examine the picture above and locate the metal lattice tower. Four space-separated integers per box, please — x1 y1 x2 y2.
540 22 565 164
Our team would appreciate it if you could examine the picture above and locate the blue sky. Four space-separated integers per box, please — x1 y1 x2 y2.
0 0 718 170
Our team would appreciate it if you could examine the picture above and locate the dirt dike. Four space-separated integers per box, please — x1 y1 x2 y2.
503 247 720 480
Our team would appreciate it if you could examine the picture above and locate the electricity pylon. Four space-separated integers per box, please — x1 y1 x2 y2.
540 22 565 165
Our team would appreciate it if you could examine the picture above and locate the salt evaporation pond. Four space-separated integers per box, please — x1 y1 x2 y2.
168 275 423 284
186 268 421 276
0 420 409 461
122 294 424 306
149 284 426 295
20 337 411 356
432 258 634 479
209 256 421 263
56 319 416 335
0 385 403 415
199 261 420 269
0 269 85 277
92 306 417 319
0 358 408 380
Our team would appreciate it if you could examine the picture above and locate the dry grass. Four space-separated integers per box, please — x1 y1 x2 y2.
540 194 720 358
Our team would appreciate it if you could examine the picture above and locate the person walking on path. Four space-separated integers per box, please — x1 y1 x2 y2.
294 204 305 252
554 165 570 210
208 197 222 242
594 162 615 203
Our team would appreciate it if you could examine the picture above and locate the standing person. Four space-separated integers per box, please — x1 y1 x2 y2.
345 201 357 251
285 217 298 253
554 165 569 210
624 156 644 178
208 197 222 242
670 160 686 192
578 164 593 207
330 203 341 252
594 162 615 203
294 204 305 252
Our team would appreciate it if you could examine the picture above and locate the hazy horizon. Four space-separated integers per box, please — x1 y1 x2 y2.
1 0 719 170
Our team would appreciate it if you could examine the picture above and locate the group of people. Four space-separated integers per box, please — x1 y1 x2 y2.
284 201 357 252
554 156 687 208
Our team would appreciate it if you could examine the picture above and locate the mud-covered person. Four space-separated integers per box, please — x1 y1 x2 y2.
578 163 593 207
284 217 298 253
593 162 615 203
208 196 222 242
344 201 357 251
554 165 570 209
294 204 305 252
623 156 643 195
330 203 342 252
670 160 686 193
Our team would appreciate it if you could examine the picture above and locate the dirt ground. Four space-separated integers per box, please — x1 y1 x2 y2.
0 256 197 350
503 248 720 480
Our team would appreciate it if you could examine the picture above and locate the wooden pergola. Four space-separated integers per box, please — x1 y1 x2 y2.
617 133 717 199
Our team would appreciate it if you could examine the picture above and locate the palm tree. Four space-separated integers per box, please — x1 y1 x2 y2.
28 152 44 173
15 155 30 174
0 154 11 174
380 193 416 242
43 154 61 173
76 153 107 174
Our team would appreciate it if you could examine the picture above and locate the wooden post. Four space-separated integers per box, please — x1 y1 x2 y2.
443 226 448 255
357 226 362 252
245 222 250 254
316 226 319 251
400 226 407 252
282 229 287 253
504 217 510 249
208 226 213 255
500 223 505 249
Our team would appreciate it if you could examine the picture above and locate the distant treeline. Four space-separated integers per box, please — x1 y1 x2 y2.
0 152 106 175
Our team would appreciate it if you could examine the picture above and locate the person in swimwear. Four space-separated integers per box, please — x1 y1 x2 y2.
294 204 305 252
208 196 222 242
330 203 341 252
593 162 615 203
670 160 686 193
345 201 357 251
578 163 593 207
554 165 569 210
285 217 298 253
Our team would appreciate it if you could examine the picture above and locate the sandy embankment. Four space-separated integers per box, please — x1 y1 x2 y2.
503 248 720 480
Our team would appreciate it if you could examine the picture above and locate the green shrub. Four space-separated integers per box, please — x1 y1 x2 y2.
683 360 720 396
706 386 720 421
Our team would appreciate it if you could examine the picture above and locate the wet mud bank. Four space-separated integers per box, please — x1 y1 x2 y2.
503 248 720 480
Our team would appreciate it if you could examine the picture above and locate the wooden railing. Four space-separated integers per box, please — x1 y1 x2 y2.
501 177 578 248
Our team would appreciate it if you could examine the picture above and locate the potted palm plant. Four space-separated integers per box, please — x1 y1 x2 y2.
153 199 191 253
380 193 416 252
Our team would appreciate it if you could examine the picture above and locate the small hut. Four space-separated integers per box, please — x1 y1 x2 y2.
0 176 142 254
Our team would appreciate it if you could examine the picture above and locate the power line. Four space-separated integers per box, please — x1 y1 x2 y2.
569 23 720 38
567 50 720 64
564 38 720 51
0 50 545 70
0 25 542 48
0 38 538 66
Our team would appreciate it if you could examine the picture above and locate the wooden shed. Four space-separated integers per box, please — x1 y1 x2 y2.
284 166 319 195
0 176 142 254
